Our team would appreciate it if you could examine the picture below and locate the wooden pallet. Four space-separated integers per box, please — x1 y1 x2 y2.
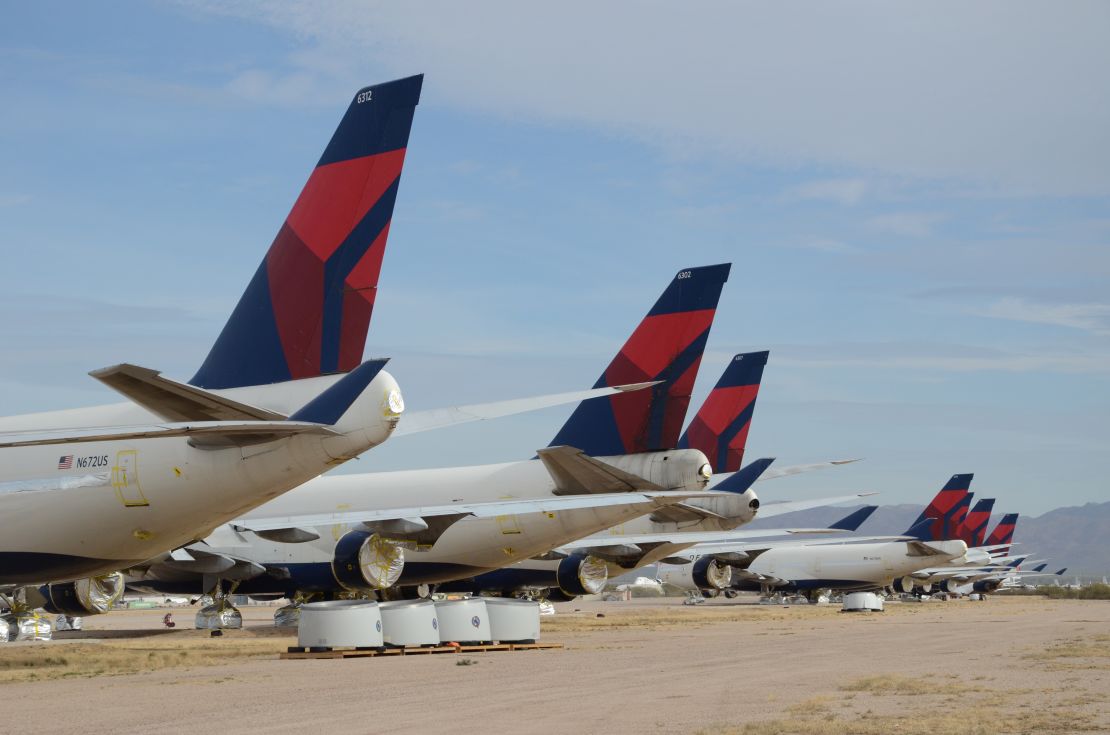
281 642 562 660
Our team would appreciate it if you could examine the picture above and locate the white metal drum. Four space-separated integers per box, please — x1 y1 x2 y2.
298 600 383 649
484 598 541 642
379 599 440 647
841 592 884 612
434 598 491 644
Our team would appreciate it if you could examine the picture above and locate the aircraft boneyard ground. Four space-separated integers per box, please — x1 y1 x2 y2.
1 597 1107 734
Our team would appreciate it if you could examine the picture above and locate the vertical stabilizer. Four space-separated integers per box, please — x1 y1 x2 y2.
547 264 730 455
192 75 423 389
678 351 768 473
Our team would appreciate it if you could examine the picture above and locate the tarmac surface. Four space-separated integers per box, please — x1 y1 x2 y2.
2 595 1108 734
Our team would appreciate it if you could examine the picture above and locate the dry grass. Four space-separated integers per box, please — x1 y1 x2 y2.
540 605 844 632
700 706 1100 735
0 629 292 684
838 673 980 696
1023 634 1110 671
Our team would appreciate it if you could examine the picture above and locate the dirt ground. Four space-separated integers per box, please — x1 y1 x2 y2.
2 596 1108 734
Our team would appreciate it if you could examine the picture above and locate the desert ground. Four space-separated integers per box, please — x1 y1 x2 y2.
1 596 1107 734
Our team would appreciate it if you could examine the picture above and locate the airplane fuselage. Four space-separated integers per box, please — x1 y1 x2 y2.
0 372 400 586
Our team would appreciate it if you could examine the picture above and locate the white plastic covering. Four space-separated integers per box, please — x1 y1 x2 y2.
274 603 301 627
357 534 405 589
484 598 541 643
54 615 83 631
195 601 243 629
379 599 440 647
4 612 53 641
298 600 382 649
434 598 491 643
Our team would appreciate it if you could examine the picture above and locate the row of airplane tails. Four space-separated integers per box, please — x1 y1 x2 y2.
0 75 1054 635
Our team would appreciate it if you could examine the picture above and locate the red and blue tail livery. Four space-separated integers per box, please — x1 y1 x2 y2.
548 264 731 456
905 473 973 540
957 497 995 547
677 350 768 473
985 512 1019 549
191 75 423 389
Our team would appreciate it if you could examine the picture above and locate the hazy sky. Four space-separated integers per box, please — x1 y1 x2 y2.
1 2 1107 515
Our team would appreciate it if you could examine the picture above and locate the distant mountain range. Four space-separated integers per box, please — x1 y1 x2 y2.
745 500 1110 579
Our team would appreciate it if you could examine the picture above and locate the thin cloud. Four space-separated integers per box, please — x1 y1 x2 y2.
182 0 1110 196
980 297 1110 335
865 211 947 238
787 178 868 206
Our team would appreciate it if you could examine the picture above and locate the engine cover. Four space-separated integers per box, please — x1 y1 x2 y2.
556 554 608 596
42 574 124 616
693 557 733 590
331 531 404 591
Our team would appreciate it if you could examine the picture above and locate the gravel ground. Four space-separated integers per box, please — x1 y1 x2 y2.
3 596 1107 734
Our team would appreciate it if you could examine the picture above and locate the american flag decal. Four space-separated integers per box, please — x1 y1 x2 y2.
58 455 73 470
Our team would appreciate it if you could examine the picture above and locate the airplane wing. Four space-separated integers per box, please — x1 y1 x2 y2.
90 363 284 421
229 489 734 535
560 527 848 550
0 420 337 449
754 458 863 481
752 492 879 519
393 382 659 437
537 445 666 495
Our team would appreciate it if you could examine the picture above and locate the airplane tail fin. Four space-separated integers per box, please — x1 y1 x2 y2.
289 358 390 425
677 351 768 473
958 498 995 547
984 512 1019 550
904 473 973 539
1055 568 1067 576
905 518 935 541
1030 563 1047 573
547 264 730 455
191 75 423 389
829 505 877 532
712 457 775 494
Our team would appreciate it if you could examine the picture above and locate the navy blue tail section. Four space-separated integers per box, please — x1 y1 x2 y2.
548 264 730 456
191 75 422 389
829 505 877 532
713 457 775 494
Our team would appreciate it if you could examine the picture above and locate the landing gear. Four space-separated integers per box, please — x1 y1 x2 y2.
0 590 53 641
195 580 243 630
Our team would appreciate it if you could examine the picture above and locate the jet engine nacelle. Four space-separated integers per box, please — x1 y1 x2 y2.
943 578 962 594
595 449 713 493
331 530 404 591
972 579 1002 594
556 554 608 597
916 581 933 594
40 573 124 616
659 558 733 591
892 576 918 594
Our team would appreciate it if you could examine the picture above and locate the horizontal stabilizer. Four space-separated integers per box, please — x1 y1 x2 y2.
538 445 665 495
393 382 658 437
90 363 284 422
0 420 337 449
755 458 861 482
754 492 879 520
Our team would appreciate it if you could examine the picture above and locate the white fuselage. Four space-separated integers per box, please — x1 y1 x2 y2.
659 539 970 592
135 448 715 591
0 373 399 586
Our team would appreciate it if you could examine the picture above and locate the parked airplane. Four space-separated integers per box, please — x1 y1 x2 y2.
124 264 741 612
0 75 645 611
436 350 870 600
657 475 975 599
0 75 426 595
